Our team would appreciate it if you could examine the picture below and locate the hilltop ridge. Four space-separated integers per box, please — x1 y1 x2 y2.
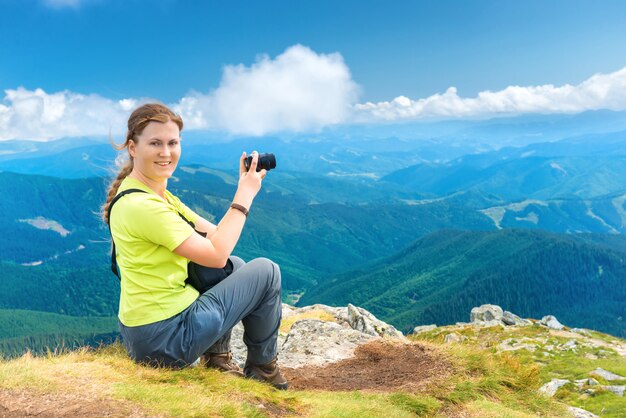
1 303 625 417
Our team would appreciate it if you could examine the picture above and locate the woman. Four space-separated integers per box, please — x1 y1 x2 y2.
102 103 287 389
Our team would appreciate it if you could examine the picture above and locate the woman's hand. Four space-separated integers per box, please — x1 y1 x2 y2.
234 151 266 209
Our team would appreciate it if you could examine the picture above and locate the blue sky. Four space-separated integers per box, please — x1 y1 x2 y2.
2 0 626 139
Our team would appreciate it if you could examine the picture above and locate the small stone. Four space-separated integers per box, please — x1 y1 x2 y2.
590 367 625 381
412 324 437 335
567 406 600 418
562 339 577 350
444 333 466 344
584 353 598 360
602 385 625 396
570 328 591 336
574 378 599 389
498 338 536 352
539 379 570 397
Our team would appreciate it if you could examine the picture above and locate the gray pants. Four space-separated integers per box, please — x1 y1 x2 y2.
118 257 282 369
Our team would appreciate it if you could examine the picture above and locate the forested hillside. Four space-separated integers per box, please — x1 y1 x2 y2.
298 229 626 337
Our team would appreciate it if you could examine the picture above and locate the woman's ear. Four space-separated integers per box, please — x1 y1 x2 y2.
128 140 136 158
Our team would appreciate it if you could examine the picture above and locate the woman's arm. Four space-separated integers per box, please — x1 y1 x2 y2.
193 216 218 238
173 152 265 268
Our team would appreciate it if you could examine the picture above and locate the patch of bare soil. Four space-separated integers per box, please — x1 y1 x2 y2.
283 340 453 391
0 388 153 418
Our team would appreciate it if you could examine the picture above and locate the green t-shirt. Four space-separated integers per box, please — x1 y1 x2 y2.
110 176 200 327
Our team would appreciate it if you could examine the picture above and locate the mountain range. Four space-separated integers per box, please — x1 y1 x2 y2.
1 110 626 355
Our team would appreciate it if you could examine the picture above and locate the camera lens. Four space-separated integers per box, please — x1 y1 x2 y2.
244 153 276 172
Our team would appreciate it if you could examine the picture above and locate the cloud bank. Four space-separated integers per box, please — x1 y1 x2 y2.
2 45 626 141
355 67 626 121
0 87 136 141
0 45 358 140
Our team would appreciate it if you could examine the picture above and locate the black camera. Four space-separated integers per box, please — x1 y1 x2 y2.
244 152 277 172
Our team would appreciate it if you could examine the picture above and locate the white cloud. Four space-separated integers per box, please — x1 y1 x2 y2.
0 87 133 141
355 67 626 121
174 44 360 135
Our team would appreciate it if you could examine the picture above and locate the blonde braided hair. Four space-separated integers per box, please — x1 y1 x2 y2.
101 103 183 224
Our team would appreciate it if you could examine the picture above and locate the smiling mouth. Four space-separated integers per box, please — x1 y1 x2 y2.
155 162 171 166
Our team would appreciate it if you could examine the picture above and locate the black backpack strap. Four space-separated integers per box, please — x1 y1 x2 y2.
108 188 147 280
107 188 206 281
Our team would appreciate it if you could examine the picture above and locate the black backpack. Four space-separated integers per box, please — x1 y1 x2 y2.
107 188 233 294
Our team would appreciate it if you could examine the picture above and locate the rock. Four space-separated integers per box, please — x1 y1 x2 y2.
602 385 625 396
281 303 297 318
562 339 578 350
226 303 405 368
590 367 625 381
502 310 532 326
538 379 570 397
498 338 537 352
540 315 564 330
470 304 503 323
279 319 377 368
574 378 599 389
230 322 246 366
347 304 405 338
571 328 591 336
444 333 466 344
584 353 598 360
412 324 437 335
567 406 599 418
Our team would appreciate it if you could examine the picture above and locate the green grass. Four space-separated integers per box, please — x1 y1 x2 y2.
414 324 626 417
5 323 620 417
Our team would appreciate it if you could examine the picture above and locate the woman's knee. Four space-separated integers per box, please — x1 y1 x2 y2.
229 255 245 272
248 257 281 290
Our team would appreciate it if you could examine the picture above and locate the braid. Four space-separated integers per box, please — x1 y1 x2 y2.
101 158 134 224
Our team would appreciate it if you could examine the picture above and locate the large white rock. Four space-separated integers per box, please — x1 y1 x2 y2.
502 310 532 326
279 319 376 368
470 304 504 323
347 304 405 338
226 303 405 368
541 315 565 330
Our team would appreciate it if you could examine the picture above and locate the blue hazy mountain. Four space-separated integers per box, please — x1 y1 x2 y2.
4 109 626 179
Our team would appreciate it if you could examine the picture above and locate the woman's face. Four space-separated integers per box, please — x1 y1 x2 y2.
128 120 181 183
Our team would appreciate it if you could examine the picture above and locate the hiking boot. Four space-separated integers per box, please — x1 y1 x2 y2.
244 357 289 390
200 352 244 376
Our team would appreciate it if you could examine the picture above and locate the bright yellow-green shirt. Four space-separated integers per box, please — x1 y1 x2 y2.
110 176 200 327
